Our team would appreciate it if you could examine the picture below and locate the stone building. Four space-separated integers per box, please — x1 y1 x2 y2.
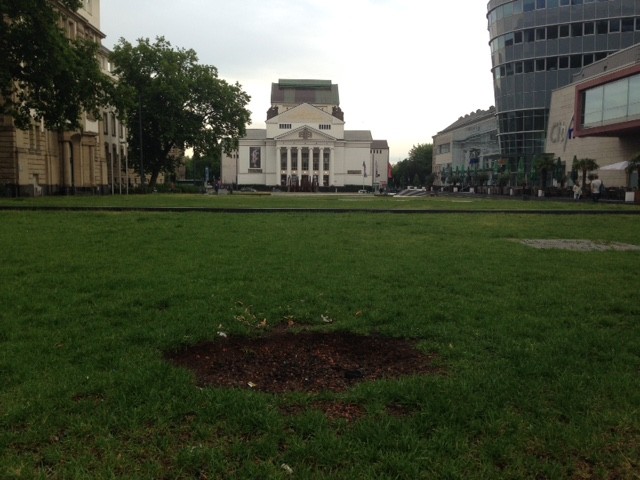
0 0 138 196
221 79 390 191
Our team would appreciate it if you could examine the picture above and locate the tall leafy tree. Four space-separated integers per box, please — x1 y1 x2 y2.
110 37 251 189
0 0 112 130
392 143 433 187
627 153 640 188
533 153 556 188
572 157 599 192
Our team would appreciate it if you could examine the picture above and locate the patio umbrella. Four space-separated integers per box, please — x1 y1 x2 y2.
599 161 629 171
517 158 525 185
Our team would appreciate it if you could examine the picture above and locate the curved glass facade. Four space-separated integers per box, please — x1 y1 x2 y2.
487 0 640 163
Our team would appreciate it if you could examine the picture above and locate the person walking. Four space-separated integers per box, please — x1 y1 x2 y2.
572 182 582 201
590 175 602 202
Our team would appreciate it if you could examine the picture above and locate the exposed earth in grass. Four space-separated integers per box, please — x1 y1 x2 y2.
519 239 640 251
166 330 438 395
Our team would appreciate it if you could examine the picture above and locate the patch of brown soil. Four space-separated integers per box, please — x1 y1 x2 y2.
166 331 437 394
519 239 640 251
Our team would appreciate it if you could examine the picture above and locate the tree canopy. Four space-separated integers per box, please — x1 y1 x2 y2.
392 143 433 187
533 153 556 188
572 157 599 190
0 0 112 130
110 37 251 188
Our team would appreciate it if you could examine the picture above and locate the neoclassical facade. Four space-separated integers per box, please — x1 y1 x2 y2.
222 79 389 190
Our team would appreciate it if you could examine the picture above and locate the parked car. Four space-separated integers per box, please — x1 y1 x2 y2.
240 187 257 192
358 189 368 194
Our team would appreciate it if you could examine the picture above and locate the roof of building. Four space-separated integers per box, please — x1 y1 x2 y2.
372 140 389 149
344 130 373 142
271 79 340 106
436 107 496 135
244 129 267 140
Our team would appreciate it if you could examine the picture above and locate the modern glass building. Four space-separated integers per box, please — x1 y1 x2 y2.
487 0 640 168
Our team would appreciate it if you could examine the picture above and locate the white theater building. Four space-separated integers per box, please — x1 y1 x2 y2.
221 79 389 191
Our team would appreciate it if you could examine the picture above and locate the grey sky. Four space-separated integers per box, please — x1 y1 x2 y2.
101 0 495 162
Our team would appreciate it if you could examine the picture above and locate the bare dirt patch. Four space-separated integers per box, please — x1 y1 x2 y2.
165 331 438 395
519 239 640 252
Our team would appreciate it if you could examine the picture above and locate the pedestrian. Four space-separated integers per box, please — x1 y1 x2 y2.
572 182 582 201
590 175 602 202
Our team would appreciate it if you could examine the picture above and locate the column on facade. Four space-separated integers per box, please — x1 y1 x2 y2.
286 146 292 181
318 147 323 186
329 147 335 186
309 147 315 185
321 147 328 186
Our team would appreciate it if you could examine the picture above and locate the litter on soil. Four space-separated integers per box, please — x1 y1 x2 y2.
166 331 438 394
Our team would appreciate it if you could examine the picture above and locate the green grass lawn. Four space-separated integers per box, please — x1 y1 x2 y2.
1 191 639 211
1 198 639 478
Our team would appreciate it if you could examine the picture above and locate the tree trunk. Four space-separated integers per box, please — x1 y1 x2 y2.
148 169 160 190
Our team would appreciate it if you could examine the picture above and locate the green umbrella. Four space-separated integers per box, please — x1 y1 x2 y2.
517 158 525 185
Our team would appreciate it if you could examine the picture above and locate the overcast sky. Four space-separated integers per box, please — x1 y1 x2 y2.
101 0 495 163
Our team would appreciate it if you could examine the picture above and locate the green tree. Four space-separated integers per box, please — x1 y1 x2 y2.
186 150 221 182
572 157 599 193
110 37 251 189
533 153 557 189
392 143 433 187
627 154 640 188
0 0 113 130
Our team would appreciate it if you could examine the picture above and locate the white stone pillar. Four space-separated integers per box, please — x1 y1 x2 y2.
329 147 335 186
286 146 291 179
310 147 315 185
297 147 302 172
318 147 324 186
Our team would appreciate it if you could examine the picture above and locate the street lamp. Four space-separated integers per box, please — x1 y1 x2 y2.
120 140 129 195
138 92 145 190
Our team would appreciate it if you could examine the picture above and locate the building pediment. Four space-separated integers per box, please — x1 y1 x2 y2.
275 125 336 142
268 103 344 125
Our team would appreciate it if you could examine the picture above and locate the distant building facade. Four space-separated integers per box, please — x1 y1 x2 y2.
221 79 389 190
432 107 500 185
545 43 640 188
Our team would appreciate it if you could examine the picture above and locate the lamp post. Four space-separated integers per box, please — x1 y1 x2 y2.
138 92 145 190
120 140 129 195
110 146 114 195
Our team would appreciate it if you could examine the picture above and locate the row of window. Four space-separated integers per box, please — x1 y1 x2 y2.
102 112 125 138
498 109 548 134
491 17 640 52
437 144 451 154
497 132 548 156
489 0 615 25
279 123 333 131
104 143 127 164
494 51 610 78
583 73 640 127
